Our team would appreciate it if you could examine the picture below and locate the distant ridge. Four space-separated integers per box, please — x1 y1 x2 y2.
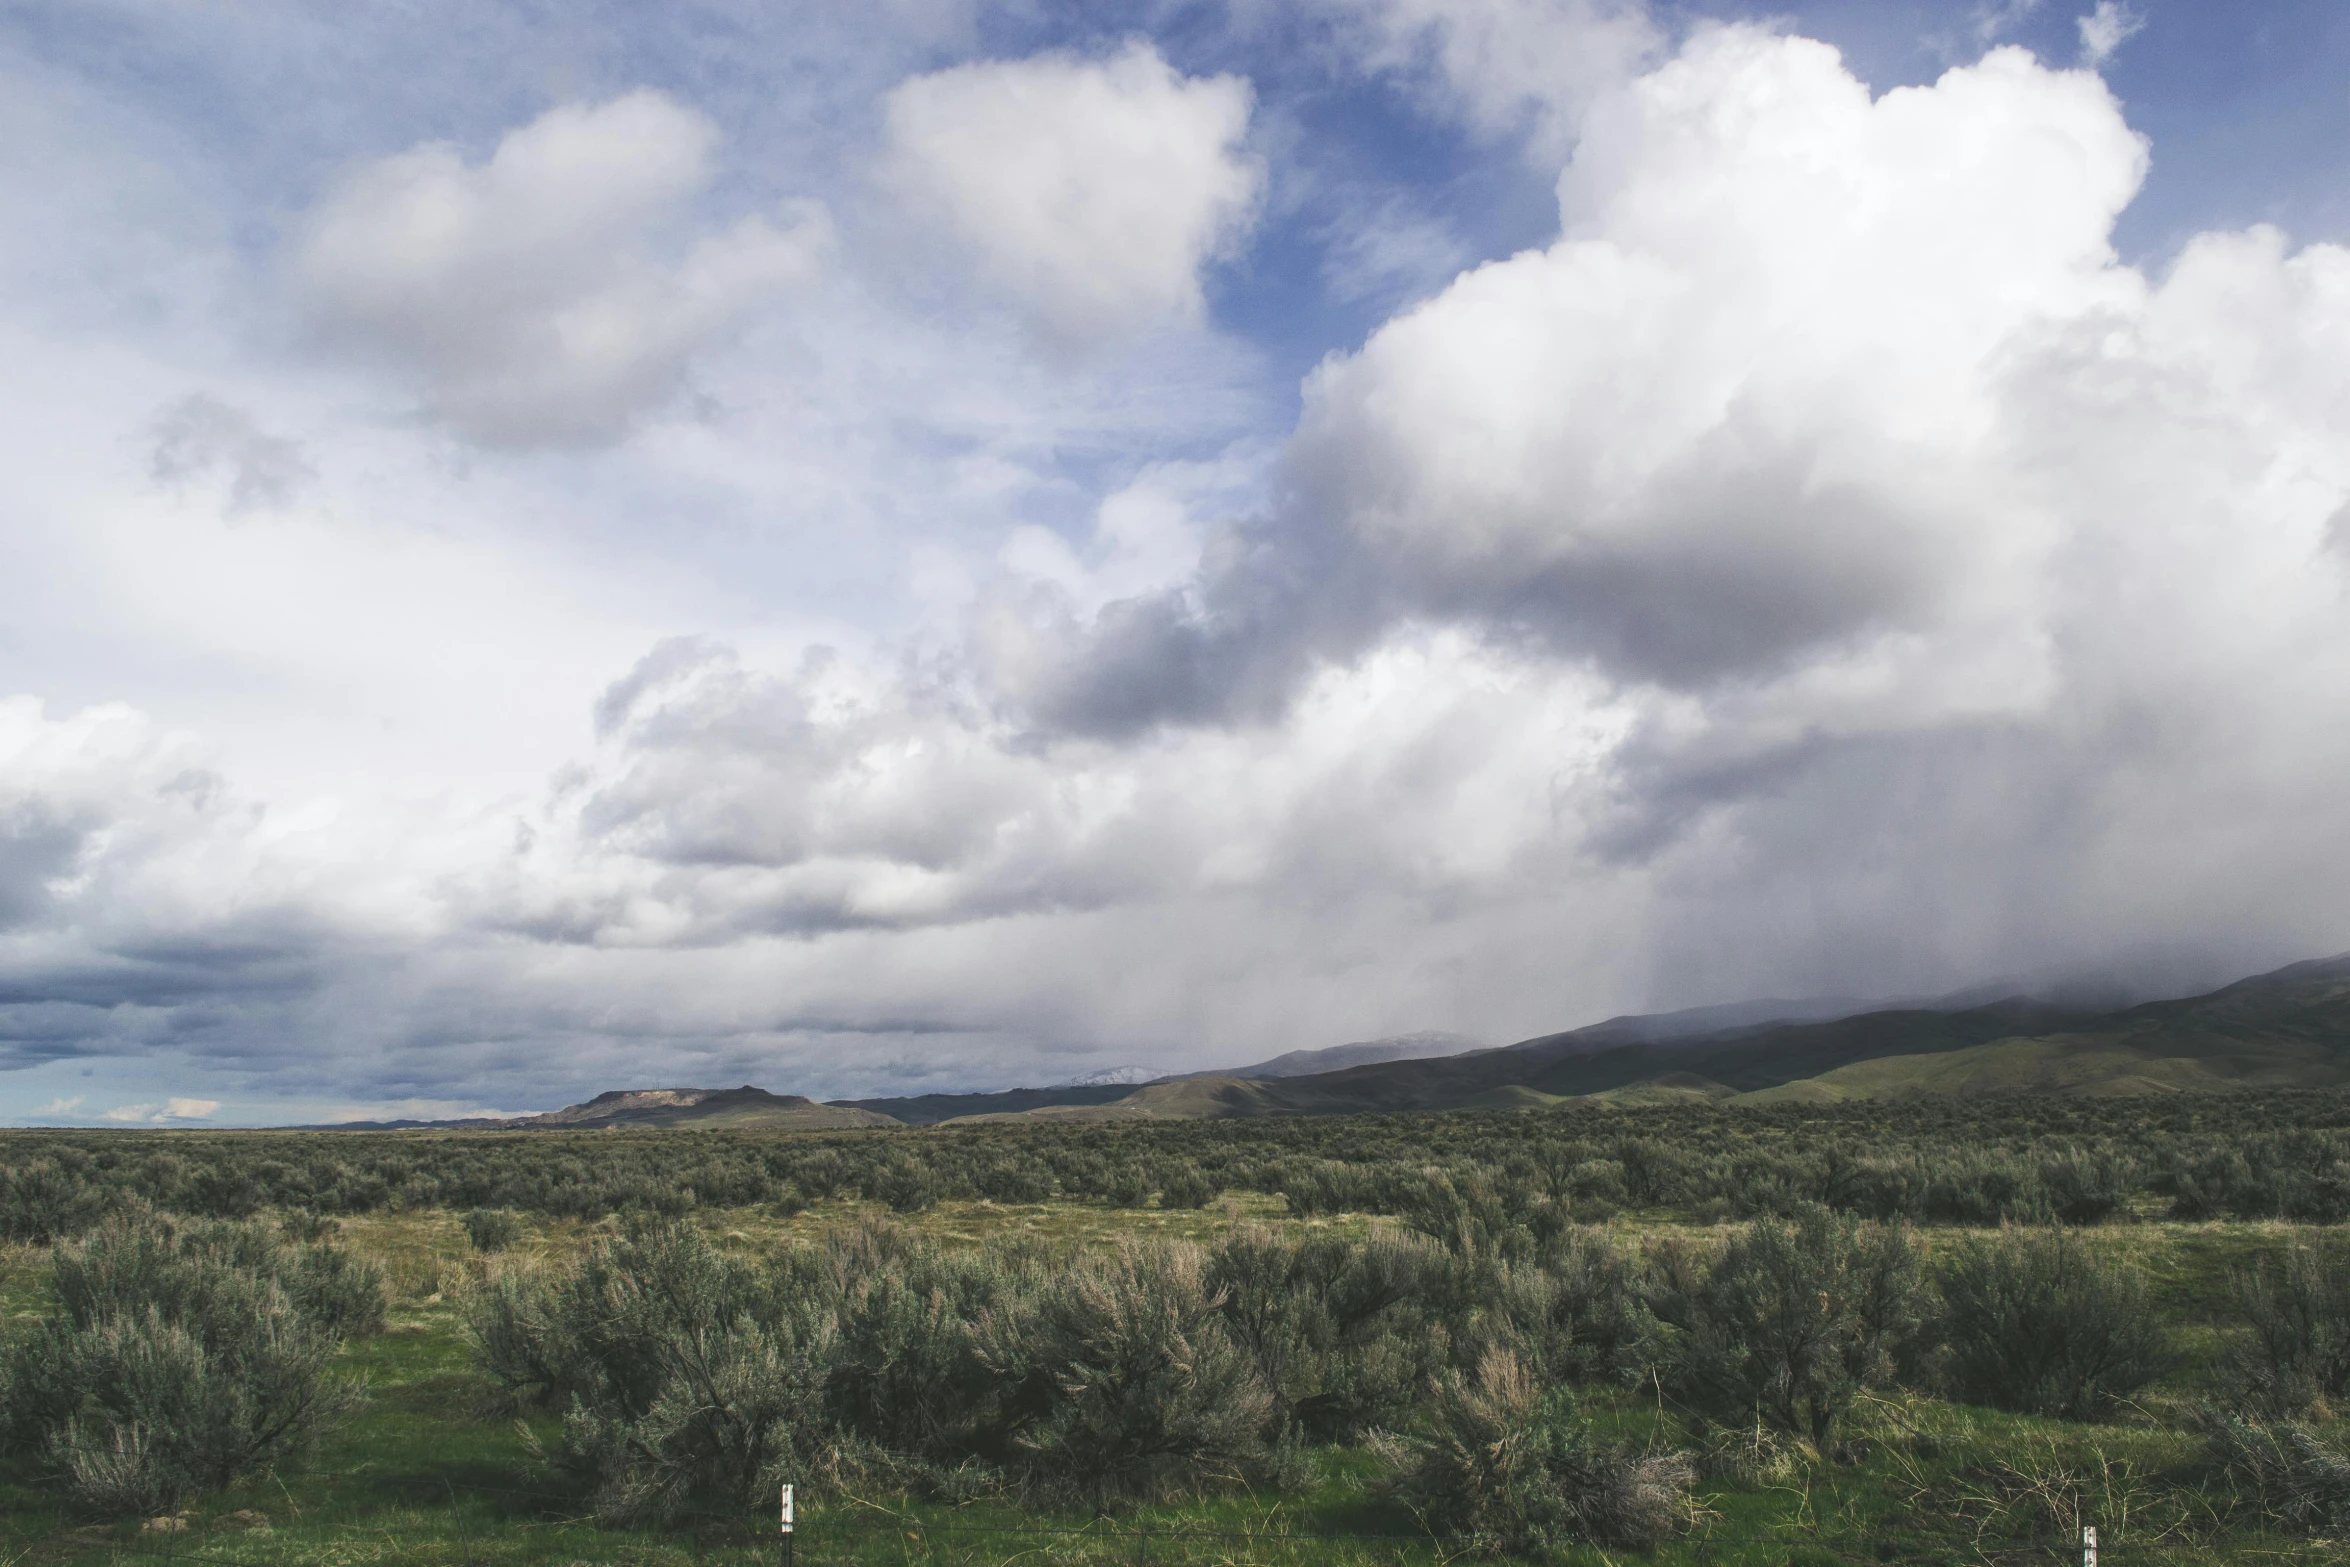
322 1086 897 1132
1055 1066 1162 1088
527 1087 898 1129
1514 996 1875 1054
1184 1031 1485 1080
1014 996 2092 1119
1008 952 2350 1120
314 953 2350 1132
830 1033 1488 1126
828 1083 1136 1127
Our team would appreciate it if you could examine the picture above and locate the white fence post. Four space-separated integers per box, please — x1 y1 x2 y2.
2082 1524 2098 1567
781 1483 795 1567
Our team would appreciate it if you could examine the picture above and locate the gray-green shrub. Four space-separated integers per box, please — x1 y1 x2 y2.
1382 1346 1693 1553
975 1163 1051 1204
1938 1230 2165 1420
1667 1208 1920 1455
1102 1167 1152 1209
2224 1243 2350 1418
823 1228 1036 1465
1501 1228 1661 1385
467 1216 830 1523
2200 1409 2350 1531
984 1239 1271 1508
1207 1227 1446 1442
0 1214 374 1514
0 1157 113 1244
45 1211 384 1343
1161 1166 1217 1209
871 1161 937 1214
462 1208 525 1253
1204 1225 1323 1421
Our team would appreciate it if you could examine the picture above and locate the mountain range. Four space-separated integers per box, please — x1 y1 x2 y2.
331 952 2350 1130
1070 952 2350 1119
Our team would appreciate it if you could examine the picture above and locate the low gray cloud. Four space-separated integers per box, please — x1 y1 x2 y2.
148 394 315 514
0 810 86 930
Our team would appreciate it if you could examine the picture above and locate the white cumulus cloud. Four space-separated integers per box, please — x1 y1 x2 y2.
926 24 2350 1011
297 90 829 446
881 42 1261 350
1289 30 2146 705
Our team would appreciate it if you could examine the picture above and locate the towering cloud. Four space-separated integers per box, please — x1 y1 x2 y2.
978 26 2350 1006
1292 32 2145 697
582 27 2350 1043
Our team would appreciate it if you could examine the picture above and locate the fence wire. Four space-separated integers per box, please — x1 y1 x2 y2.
21 1466 2350 1566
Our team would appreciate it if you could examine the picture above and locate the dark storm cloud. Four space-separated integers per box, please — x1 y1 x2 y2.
0 812 85 930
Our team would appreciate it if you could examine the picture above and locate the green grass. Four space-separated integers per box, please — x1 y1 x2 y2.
1 1205 2342 1565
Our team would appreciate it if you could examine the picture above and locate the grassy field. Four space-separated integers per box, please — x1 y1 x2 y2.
2 1197 2342 1567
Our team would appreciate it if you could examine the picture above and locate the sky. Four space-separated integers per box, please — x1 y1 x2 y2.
3 0 2350 1125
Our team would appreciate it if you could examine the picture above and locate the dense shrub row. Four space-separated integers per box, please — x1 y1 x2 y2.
456 1209 2209 1543
13 1199 2350 1545
10 1092 2350 1246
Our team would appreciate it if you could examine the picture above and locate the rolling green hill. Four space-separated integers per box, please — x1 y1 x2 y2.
966 953 2350 1121
1744 953 2350 1102
827 1083 1138 1126
1014 997 2092 1119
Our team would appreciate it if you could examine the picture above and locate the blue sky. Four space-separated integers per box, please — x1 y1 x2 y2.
2 0 2348 1124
